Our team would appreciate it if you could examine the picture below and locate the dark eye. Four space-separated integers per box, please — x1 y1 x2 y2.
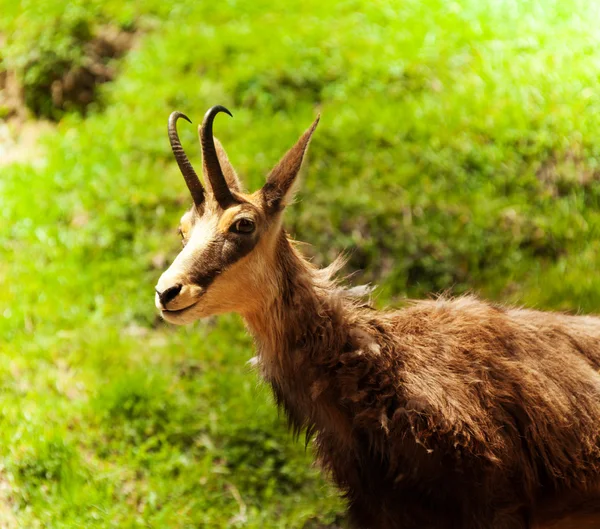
231 218 255 234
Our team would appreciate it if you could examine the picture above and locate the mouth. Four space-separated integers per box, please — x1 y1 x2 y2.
161 300 199 316
154 284 205 323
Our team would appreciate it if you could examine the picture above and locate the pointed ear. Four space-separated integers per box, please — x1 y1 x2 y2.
261 116 319 211
198 127 243 192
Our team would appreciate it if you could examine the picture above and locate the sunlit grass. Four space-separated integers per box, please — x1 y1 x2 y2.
1 0 600 526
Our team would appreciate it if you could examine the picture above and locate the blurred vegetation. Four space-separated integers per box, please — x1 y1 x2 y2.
2 4 133 119
1 0 600 526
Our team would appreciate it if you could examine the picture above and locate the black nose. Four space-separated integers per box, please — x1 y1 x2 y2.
156 284 182 307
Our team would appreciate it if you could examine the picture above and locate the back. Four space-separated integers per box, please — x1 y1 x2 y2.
387 296 600 512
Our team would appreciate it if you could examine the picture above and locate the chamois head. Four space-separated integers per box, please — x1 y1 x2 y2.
155 106 319 324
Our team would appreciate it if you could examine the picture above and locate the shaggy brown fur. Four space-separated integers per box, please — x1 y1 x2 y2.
245 234 600 529
158 110 600 528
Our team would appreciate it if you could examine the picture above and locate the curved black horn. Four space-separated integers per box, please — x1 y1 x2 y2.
201 105 236 208
168 111 204 206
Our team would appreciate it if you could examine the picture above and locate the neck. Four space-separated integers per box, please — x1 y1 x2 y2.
244 232 343 362
242 232 356 435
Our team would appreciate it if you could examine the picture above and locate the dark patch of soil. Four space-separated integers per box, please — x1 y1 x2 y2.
0 26 135 165
46 26 135 116
0 26 135 122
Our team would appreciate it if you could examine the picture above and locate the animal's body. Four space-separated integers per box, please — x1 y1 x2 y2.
155 106 600 528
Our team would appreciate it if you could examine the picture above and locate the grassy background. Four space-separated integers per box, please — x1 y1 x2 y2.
1 0 600 526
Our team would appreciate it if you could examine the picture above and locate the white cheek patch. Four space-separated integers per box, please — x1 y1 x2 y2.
159 216 219 287
177 216 219 270
188 216 218 254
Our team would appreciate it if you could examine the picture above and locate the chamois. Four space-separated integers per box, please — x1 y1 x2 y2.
155 106 600 529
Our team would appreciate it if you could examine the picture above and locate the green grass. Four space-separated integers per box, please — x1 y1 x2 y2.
1 0 600 526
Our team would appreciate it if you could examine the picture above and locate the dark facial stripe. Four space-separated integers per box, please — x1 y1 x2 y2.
189 231 258 290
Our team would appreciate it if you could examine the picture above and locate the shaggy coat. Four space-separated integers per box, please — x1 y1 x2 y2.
245 235 600 529
157 108 600 529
